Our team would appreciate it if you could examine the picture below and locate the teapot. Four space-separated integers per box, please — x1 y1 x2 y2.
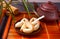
36 1 59 22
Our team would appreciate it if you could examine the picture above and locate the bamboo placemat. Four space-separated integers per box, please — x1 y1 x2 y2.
3 13 60 39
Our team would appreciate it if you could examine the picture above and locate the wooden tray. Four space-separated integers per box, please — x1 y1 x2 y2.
2 12 60 39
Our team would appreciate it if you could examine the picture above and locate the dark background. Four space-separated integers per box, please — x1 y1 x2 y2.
11 2 60 12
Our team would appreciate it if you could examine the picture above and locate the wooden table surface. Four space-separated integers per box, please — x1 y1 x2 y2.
2 13 60 39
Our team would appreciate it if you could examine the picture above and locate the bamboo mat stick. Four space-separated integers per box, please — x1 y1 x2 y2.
44 23 50 39
2 15 12 39
58 20 60 30
0 8 7 24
